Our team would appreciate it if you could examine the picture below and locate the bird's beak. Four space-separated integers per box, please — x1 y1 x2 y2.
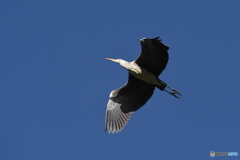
105 58 118 63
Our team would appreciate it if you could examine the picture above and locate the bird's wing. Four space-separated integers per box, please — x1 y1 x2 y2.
135 36 169 76
105 74 155 133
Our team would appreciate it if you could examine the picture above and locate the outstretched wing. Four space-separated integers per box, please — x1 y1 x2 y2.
105 74 155 133
135 36 169 76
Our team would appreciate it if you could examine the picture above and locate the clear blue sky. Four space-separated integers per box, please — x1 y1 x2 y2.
1 0 240 160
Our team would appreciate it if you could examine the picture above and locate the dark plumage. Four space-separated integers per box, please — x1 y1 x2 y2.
136 36 169 76
105 37 181 133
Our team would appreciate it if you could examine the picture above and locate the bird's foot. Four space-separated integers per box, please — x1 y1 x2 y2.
164 86 182 99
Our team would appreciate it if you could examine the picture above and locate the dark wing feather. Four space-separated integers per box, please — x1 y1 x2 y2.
135 36 169 76
105 74 155 133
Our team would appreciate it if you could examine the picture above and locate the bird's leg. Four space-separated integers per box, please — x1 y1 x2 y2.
156 79 182 98
164 85 182 98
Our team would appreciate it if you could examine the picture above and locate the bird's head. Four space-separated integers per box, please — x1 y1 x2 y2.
105 58 141 74
106 57 128 69
105 58 121 63
105 58 129 67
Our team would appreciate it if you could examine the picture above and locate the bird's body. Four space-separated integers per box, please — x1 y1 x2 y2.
129 63 165 88
105 37 181 133
109 59 165 89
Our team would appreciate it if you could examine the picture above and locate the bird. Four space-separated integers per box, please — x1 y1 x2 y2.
105 36 182 134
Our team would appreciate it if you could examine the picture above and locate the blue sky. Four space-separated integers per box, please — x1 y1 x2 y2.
1 0 240 160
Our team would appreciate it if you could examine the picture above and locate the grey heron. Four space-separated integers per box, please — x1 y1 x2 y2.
105 36 182 134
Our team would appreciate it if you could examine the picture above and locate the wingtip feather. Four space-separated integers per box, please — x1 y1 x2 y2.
105 102 133 134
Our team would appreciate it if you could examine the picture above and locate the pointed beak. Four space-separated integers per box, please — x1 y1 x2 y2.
105 58 118 63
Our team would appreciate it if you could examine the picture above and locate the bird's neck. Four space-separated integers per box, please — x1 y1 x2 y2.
121 61 142 74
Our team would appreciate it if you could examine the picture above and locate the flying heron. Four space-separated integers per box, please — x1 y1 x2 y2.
105 36 182 134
